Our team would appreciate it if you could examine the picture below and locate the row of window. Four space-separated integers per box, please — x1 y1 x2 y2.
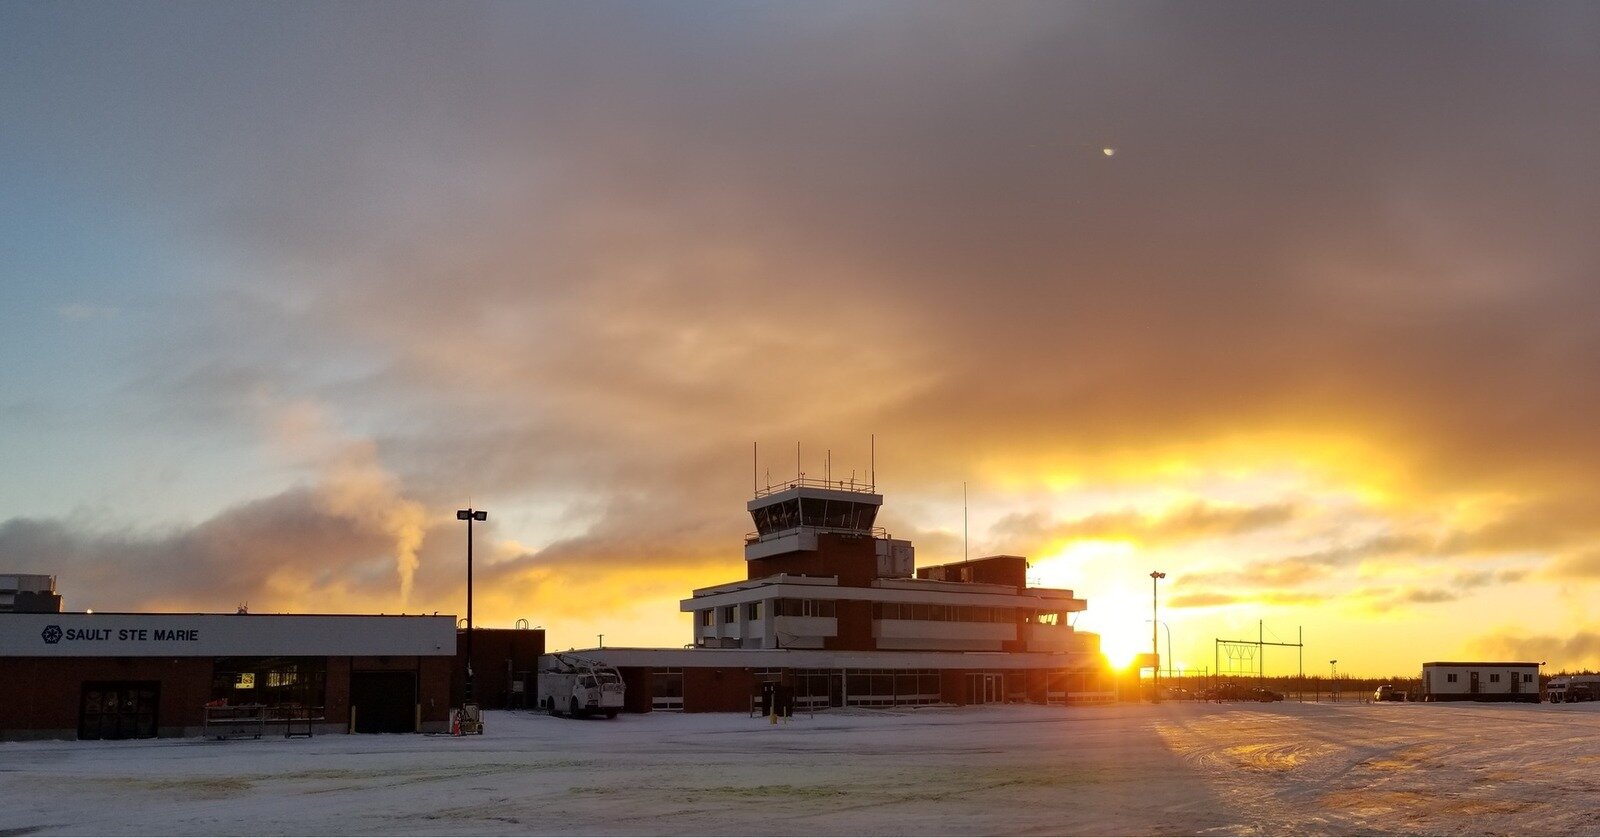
872 602 1018 623
697 599 1058 627
699 598 834 626
750 498 879 534
1442 672 1534 683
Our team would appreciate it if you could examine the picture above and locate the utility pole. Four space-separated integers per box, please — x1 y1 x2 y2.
1150 571 1166 703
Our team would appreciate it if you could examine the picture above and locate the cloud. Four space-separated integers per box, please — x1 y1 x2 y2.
1545 549 1600 579
8 4 1600 661
992 502 1297 550
1470 631 1600 671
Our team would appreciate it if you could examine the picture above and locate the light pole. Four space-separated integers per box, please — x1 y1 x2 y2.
1329 659 1337 702
1150 571 1166 702
1146 619 1174 677
457 507 487 704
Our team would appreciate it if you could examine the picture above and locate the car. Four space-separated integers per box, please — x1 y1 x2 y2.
1201 682 1282 702
1373 685 1406 702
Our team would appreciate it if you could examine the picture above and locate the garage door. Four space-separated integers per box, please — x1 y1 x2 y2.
350 671 416 733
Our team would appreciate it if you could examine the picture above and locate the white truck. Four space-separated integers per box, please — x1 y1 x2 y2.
537 653 625 718
1546 675 1600 703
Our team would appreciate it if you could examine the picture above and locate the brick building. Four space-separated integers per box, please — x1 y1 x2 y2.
559 479 1112 712
0 611 466 740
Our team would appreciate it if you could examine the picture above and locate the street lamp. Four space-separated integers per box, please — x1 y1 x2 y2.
1329 659 1338 702
1146 619 1174 677
457 507 487 704
1150 571 1166 703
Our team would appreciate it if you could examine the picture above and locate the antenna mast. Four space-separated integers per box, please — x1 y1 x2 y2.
870 434 876 491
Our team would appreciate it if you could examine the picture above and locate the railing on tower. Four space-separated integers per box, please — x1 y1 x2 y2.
754 475 878 498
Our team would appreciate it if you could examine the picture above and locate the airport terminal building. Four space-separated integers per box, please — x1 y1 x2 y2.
569 479 1114 712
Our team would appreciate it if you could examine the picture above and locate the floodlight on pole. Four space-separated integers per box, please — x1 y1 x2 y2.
457 507 487 704
1150 571 1166 702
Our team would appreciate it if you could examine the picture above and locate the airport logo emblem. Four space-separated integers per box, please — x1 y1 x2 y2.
41 625 63 644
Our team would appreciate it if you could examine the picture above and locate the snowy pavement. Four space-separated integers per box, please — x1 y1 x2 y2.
3 701 1599 835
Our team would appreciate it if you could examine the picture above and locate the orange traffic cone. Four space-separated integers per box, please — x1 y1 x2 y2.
451 711 461 736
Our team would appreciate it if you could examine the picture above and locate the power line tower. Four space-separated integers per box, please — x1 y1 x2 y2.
1214 621 1304 695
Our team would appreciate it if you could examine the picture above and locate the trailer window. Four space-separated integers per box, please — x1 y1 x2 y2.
1524 673 1534 683
1446 673 1458 683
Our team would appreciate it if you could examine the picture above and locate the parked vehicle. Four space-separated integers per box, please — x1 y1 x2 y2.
1203 682 1284 702
1373 684 1406 701
1546 675 1600 703
538 653 625 719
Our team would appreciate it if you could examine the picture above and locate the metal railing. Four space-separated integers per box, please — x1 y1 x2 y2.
754 476 877 498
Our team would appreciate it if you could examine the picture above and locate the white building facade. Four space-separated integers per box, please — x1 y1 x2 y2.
1420 661 1541 703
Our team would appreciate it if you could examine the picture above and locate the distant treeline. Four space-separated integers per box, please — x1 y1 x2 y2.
1158 671 1574 694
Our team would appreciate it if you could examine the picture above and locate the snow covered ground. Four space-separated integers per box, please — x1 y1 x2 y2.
4 700 1600 835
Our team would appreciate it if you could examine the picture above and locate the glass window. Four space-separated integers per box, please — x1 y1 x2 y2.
212 657 326 709
721 606 736 624
746 602 763 621
1446 673 1458 683
1490 673 1501 683
699 609 713 627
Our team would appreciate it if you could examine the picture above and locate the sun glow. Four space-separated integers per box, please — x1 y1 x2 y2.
1086 589 1155 669
1029 540 1152 668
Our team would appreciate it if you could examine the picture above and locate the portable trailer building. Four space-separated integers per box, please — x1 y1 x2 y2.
1420 661 1541 703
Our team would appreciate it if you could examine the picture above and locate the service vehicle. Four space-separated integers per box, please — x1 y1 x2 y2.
537 653 625 718
1547 675 1600 703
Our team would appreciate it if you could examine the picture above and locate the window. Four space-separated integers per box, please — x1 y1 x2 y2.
1489 673 1501 683
652 668 683 711
721 606 736 624
745 601 763 621
699 609 712 627
1523 673 1534 683
778 598 836 618
1446 673 1458 683
211 657 326 710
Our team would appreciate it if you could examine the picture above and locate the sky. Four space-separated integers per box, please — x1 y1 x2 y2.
4 1 1600 677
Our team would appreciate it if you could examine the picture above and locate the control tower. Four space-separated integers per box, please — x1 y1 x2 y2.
744 477 914 585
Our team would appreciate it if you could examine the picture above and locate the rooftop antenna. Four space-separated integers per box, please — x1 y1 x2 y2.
870 434 876 491
963 482 969 561
826 448 831 484
797 441 802 484
752 442 758 495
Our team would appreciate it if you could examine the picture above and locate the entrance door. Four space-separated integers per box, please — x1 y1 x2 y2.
968 674 1002 705
1469 671 1480 694
350 671 417 733
79 682 159 740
